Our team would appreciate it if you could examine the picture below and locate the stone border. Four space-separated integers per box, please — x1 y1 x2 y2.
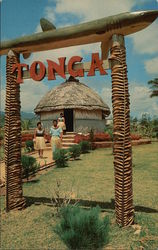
92 139 151 149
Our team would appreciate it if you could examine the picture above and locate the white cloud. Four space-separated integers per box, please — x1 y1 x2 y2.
20 80 49 112
44 6 56 22
1 80 49 112
130 21 158 55
101 86 112 110
130 84 158 117
101 82 158 118
130 21 158 75
27 43 100 66
35 24 42 33
144 57 158 75
55 0 136 21
38 0 158 64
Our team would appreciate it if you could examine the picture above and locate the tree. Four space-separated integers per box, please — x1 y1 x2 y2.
21 119 32 131
148 78 158 97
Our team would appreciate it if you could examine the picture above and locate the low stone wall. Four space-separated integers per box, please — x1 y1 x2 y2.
93 139 151 149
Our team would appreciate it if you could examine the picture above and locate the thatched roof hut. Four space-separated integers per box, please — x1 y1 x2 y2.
34 77 110 133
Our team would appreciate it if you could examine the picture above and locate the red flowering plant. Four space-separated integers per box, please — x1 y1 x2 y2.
130 134 142 140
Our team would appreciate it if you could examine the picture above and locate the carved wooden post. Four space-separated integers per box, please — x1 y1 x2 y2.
5 50 25 211
110 35 134 226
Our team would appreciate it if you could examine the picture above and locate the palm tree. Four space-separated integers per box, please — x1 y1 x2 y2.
148 78 158 97
21 119 32 131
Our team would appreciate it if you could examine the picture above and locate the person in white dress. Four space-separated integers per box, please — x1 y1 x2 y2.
57 113 66 134
34 122 46 158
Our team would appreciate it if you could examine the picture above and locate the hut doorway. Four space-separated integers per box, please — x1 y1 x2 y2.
64 109 73 132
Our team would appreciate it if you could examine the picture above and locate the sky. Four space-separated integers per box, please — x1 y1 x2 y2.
0 0 158 118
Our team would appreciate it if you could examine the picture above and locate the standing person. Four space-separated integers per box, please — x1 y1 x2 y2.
57 112 66 135
50 120 63 159
34 122 46 158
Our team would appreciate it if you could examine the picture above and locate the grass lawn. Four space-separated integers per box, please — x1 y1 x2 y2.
0 145 4 161
1 143 158 249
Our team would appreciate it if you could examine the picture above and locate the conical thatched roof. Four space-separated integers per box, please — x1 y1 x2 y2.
34 77 110 115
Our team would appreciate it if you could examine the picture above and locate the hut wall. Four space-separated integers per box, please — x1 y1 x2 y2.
40 110 63 132
74 109 106 133
40 109 108 133
75 109 102 120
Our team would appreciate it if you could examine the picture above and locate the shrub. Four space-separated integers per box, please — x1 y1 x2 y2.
21 155 39 180
0 131 4 141
69 144 81 160
89 129 94 142
94 132 111 142
131 134 141 140
79 141 90 153
54 149 69 168
55 205 110 249
74 134 89 144
22 133 34 142
25 140 34 152
51 180 78 216
90 142 97 150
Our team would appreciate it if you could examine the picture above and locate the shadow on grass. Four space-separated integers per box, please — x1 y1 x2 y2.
25 196 158 214
23 179 40 184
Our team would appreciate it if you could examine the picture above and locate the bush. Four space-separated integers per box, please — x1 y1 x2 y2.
55 205 110 249
79 141 90 153
54 149 69 168
25 140 34 152
0 131 4 141
131 134 141 140
22 133 34 142
21 155 39 180
94 132 111 142
74 134 89 144
69 144 81 160
89 129 94 142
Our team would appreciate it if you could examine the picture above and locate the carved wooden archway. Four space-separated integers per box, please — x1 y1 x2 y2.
1 10 158 227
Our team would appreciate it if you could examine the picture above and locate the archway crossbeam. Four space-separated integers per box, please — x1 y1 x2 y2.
0 10 158 56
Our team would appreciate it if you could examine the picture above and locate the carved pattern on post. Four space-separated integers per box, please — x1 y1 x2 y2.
5 50 25 211
110 35 134 226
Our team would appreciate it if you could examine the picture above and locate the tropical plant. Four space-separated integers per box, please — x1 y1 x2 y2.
0 113 5 128
79 141 90 153
25 140 34 152
21 155 39 180
21 119 32 131
53 149 69 168
148 78 158 97
140 113 153 138
55 205 110 250
69 144 81 160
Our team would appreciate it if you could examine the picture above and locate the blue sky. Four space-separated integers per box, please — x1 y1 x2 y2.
1 0 158 118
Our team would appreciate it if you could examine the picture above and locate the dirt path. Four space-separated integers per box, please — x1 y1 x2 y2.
0 148 55 185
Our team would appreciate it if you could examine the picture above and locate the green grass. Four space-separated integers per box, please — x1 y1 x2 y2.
1 143 158 249
0 146 4 161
